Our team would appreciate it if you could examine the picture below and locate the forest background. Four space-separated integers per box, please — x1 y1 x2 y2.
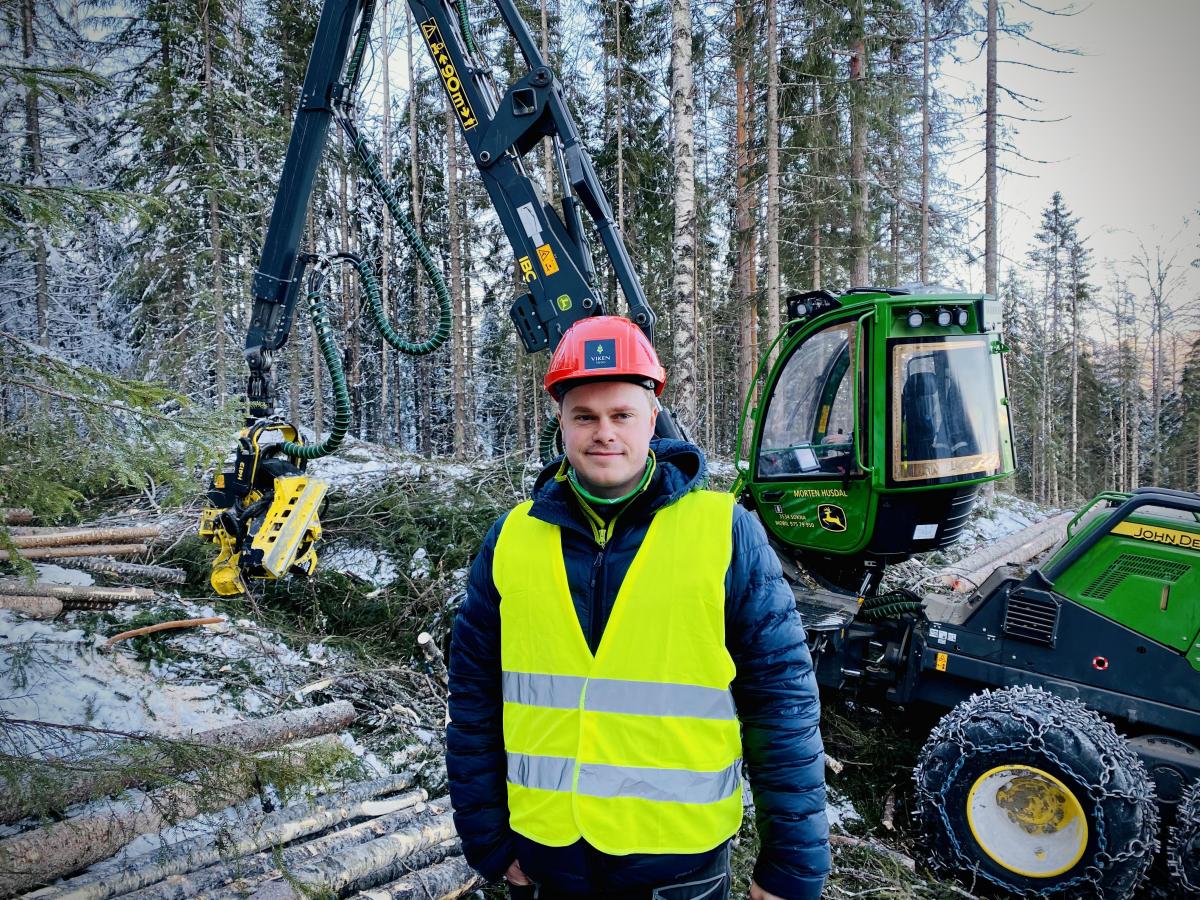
3 0 1199 518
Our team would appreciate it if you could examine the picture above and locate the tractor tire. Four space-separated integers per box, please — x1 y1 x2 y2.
1169 779 1200 894
913 686 1158 898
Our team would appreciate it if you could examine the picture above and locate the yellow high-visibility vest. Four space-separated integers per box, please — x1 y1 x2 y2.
494 490 743 855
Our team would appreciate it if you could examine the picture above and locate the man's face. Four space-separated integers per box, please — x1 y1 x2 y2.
558 380 658 499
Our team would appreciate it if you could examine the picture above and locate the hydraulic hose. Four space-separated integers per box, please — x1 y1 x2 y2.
337 252 447 355
338 115 451 356
343 0 376 93
859 599 924 623
539 417 562 464
282 264 352 460
455 0 478 56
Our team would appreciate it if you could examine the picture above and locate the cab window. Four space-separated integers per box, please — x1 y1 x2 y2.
890 337 1002 483
757 322 857 479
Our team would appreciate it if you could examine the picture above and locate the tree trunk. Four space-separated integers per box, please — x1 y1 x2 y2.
21 0 50 347
39 776 419 900
357 854 481 900
6 526 160 548
0 595 62 617
669 0 697 428
734 0 757 435
446 109 467 459
1070 286 1078 497
247 812 455 899
764 0 780 354
541 0 555 203
0 581 155 601
849 0 868 286
1 703 356 826
378 0 391 442
309 207 324 437
406 3 430 457
919 0 930 284
984 0 998 296
615 0 624 237
202 0 225 404
0 777 260 896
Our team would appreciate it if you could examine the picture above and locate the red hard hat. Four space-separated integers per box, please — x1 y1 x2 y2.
544 316 667 399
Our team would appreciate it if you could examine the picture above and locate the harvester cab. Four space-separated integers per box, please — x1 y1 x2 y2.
735 287 1016 593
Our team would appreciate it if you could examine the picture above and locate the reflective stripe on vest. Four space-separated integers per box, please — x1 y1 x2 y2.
494 489 742 855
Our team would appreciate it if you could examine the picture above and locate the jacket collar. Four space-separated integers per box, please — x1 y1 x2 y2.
528 438 708 534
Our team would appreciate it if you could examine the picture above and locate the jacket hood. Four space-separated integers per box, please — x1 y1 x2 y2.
530 438 707 526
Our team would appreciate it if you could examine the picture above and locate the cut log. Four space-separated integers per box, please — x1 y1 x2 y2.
0 701 358 825
1 544 148 561
103 617 224 648
0 595 62 618
9 528 161 549
122 797 435 900
64 558 186 585
354 854 481 900
28 773 417 900
935 512 1072 593
1 508 33 524
0 772 259 897
416 633 447 685
0 581 157 602
248 810 456 899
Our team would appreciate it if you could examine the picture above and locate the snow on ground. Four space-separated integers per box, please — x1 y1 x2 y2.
321 545 400 587
0 596 353 757
303 435 424 488
33 563 95 586
825 786 863 832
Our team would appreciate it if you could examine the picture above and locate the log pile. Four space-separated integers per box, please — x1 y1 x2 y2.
15 790 477 900
1 526 158 564
1 699 477 900
0 516 186 616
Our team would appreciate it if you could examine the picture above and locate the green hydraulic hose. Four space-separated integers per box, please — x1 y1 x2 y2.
283 268 352 460
539 417 563 464
455 0 477 56
338 115 451 355
343 0 376 93
336 252 447 355
859 600 924 623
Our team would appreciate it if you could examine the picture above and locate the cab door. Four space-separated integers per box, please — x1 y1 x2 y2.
747 319 872 555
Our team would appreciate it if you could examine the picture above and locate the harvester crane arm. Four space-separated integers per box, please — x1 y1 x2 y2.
245 0 666 415
204 0 678 595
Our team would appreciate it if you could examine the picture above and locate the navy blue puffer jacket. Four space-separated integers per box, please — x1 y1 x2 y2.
446 439 830 898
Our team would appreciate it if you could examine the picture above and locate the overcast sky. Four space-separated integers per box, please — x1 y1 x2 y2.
946 0 1199 310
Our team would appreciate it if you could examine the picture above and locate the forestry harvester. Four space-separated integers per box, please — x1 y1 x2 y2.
197 0 1200 895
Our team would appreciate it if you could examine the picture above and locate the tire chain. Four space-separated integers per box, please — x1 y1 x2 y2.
1168 778 1200 894
913 686 1159 899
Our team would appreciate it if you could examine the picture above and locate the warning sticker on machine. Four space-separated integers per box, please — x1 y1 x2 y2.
1112 521 1200 550
929 627 957 645
537 244 559 275
420 20 478 131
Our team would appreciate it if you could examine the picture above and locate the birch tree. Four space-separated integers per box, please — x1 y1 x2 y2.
669 0 697 429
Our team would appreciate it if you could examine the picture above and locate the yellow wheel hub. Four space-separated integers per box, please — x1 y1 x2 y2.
967 765 1088 878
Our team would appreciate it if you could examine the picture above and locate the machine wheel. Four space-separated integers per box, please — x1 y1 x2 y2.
1169 779 1200 894
913 686 1158 897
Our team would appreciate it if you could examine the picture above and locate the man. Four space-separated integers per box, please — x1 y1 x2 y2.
447 316 829 900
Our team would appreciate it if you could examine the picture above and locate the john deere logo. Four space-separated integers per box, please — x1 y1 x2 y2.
818 504 847 532
584 339 616 370
557 294 572 311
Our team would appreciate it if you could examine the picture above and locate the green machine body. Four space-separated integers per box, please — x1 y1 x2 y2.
735 288 1016 591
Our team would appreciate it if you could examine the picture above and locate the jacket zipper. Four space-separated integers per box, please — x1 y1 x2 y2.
588 543 606 652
